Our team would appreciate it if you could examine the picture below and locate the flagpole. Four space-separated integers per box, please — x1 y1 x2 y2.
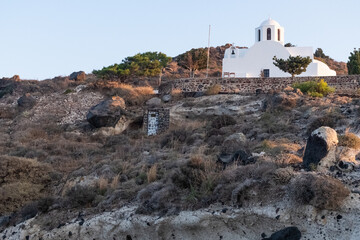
206 25 211 78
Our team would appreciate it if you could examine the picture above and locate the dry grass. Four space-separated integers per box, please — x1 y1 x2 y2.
211 115 236 129
290 173 350 210
171 88 182 96
98 177 109 194
110 174 120 189
338 132 360 149
147 165 158 183
205 84 221 96
95 82 154 105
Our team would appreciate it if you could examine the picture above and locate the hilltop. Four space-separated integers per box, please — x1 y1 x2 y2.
161 44 348 79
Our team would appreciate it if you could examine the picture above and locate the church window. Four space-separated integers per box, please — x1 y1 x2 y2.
231 49 235 55
267 28 271 40
264 69 270 77
278 29 281 41
258 29 261 41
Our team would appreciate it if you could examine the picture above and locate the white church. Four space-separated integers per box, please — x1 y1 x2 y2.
222 18 336 78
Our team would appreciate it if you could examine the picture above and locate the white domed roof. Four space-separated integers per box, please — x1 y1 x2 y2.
259 18 281 27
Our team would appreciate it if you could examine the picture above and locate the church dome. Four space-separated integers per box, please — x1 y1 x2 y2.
259 18 281 27
255 18 284 45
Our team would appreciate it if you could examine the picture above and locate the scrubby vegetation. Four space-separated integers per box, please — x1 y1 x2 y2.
93 52 171 80
0 72 357 237
292 79 335 97
290 174 350 210
338 132 360 149
205 84 221 95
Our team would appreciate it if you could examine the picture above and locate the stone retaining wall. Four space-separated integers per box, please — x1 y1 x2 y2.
172 75 360 94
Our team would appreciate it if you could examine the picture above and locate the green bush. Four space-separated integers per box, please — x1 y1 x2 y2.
63 89 73 94
292 79 335 97
338 133 360 149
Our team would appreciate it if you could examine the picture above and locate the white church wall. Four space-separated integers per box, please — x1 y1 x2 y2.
223 18 336 78
287 47 314 59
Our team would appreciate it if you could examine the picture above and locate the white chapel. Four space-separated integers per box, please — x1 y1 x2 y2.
222 18 336 78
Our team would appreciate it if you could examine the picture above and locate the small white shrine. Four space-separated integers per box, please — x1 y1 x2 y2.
222 18 336 78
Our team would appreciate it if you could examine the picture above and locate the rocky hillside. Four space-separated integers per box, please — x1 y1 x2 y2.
315 57 348 75
1 75 360 239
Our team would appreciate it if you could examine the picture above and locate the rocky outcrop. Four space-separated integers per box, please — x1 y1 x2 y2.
2 203 360 240
17 93 36 109
86 96 126 128
303 126 338 171
69 71 86 81
262 226 301 240
146 97 162 107
171 95 262 123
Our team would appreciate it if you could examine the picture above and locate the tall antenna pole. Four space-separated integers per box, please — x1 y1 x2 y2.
206 25 211 78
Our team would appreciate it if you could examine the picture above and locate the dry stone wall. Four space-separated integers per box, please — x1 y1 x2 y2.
171 75 360 94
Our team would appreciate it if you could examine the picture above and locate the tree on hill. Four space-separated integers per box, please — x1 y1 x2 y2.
273 55 312 77
284 43 295 47
93 52 171 81
175 48 208 78
314 48 330 59
347 48 360 75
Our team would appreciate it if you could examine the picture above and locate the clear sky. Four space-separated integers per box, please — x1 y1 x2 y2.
0 0 358 80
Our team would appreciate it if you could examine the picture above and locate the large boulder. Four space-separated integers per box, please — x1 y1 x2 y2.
69 71 86 81
146 97 162 107
87 96 126 128
303 126 338 171
17 93 36 108
262 226 301 240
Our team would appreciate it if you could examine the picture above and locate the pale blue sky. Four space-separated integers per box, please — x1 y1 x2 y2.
0 0 358 80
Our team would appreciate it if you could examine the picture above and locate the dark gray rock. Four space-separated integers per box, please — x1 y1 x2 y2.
303 126 338 170
86 97 125 128
262 226 301 240
218 150 253 168
17 93 36 108
146 97 162 107
162 94 172 102
69 71 86 81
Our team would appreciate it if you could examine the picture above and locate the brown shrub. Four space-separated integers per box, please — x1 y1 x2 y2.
65 185 97 207
290 174 350 210
0 106 16 119
307 110 343 135
338 133 360 149
205 84 221 96
211 115 236 129
160 129 190 149
147 165 158 183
